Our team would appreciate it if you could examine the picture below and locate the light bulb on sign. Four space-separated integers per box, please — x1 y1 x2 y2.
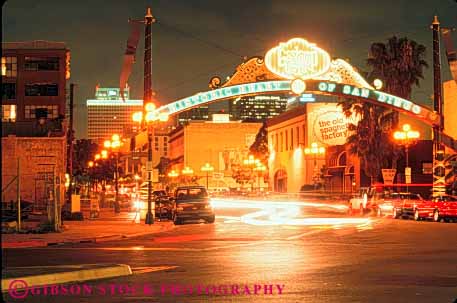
373 79 383 90
291 79 306 95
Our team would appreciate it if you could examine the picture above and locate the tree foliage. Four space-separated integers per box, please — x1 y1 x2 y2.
249 122 269 166
72 139 98 183
340 36 428 184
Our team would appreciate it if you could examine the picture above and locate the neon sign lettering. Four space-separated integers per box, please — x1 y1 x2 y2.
155 80 437 127
265 38 331 80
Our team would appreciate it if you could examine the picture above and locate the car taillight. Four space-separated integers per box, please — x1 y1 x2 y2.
177 206 183 211
204 204 212 209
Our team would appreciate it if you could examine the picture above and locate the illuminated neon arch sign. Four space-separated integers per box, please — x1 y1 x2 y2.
154 38 440 127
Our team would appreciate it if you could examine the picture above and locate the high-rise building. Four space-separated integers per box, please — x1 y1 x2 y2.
2 41 70 136
230 94 288 121
94 85 130 100
87 87 142 144
176 105 209 125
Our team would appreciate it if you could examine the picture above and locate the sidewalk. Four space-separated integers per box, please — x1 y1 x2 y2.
2 210 174 248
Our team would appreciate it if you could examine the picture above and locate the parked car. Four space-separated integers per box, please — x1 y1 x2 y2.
171 186 215 225
414 194 457 222
375 192 404 217
387 192 426 219
348 187 381 215
153 190 172 220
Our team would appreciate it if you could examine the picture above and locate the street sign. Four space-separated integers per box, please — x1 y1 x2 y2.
381 169 396 185
406 175 412 184
405 167 411 184
213 172 224 180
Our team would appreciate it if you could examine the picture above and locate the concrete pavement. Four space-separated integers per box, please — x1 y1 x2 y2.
2 210 174 248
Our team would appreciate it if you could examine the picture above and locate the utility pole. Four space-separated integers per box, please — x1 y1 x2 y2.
53 164 59 231
67 83 75 205
17 158 21 232
431 16 446 196
144 7 156 225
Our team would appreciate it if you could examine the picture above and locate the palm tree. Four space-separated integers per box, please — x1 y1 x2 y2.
340 36 428 184
340 99 398 184
367 36 428 125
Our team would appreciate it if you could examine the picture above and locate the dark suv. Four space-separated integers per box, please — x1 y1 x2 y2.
171 186 215 225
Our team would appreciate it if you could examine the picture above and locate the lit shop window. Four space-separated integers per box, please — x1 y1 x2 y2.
2 104 17 122
1 57 17 77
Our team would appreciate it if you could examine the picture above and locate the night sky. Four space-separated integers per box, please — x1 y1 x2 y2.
3 0 456 139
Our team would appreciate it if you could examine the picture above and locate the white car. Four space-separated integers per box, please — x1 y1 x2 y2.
348 187 378 215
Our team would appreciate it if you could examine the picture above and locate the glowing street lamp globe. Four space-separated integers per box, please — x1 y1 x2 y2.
168 170 179 178
132 111 143 123
291 78 306 95
182 166 194 175
201 163 214 172
145 102 156 112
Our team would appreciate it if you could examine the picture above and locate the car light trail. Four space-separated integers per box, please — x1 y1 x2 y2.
211 198 349 210
212 198 371 227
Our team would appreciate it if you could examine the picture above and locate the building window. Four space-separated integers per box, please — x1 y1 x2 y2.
25 83 59 96
154 136 159 151
2 105 16 122
2 83 16 99
275 133 278 152
291 128 294 149
285 130 288 151
24 57 59 71
280 132 283 152
296 126 300 146
1 56 17 77
24 105 58 119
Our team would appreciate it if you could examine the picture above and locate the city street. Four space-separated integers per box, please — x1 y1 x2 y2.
3 199 457 303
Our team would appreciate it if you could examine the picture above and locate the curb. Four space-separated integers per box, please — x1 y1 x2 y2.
2 241 47 249
1 264 132 292
2 222 174 249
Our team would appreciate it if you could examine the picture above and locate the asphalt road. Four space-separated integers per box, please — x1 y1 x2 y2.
3 199 457 303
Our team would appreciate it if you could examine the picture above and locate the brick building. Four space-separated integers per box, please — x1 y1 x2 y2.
2 41 70 135
2 136 67 208
1 41 69 210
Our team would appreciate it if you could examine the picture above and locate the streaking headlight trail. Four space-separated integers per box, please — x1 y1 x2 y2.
211 198 372 227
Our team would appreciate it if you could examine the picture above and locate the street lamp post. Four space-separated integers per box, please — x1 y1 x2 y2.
167 170 179 192
243 155 259 192
393 124 420 192
201 163 214 189
104 134 121 213
182 166 194 185
132 106 169 225
253 163 267 192
304 142 325 190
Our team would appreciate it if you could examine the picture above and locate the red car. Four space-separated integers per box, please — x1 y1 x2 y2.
414 194 457 222
376 192 425 219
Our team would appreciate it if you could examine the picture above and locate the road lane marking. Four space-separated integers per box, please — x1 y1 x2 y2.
131 266 178 274
285 229 327 240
